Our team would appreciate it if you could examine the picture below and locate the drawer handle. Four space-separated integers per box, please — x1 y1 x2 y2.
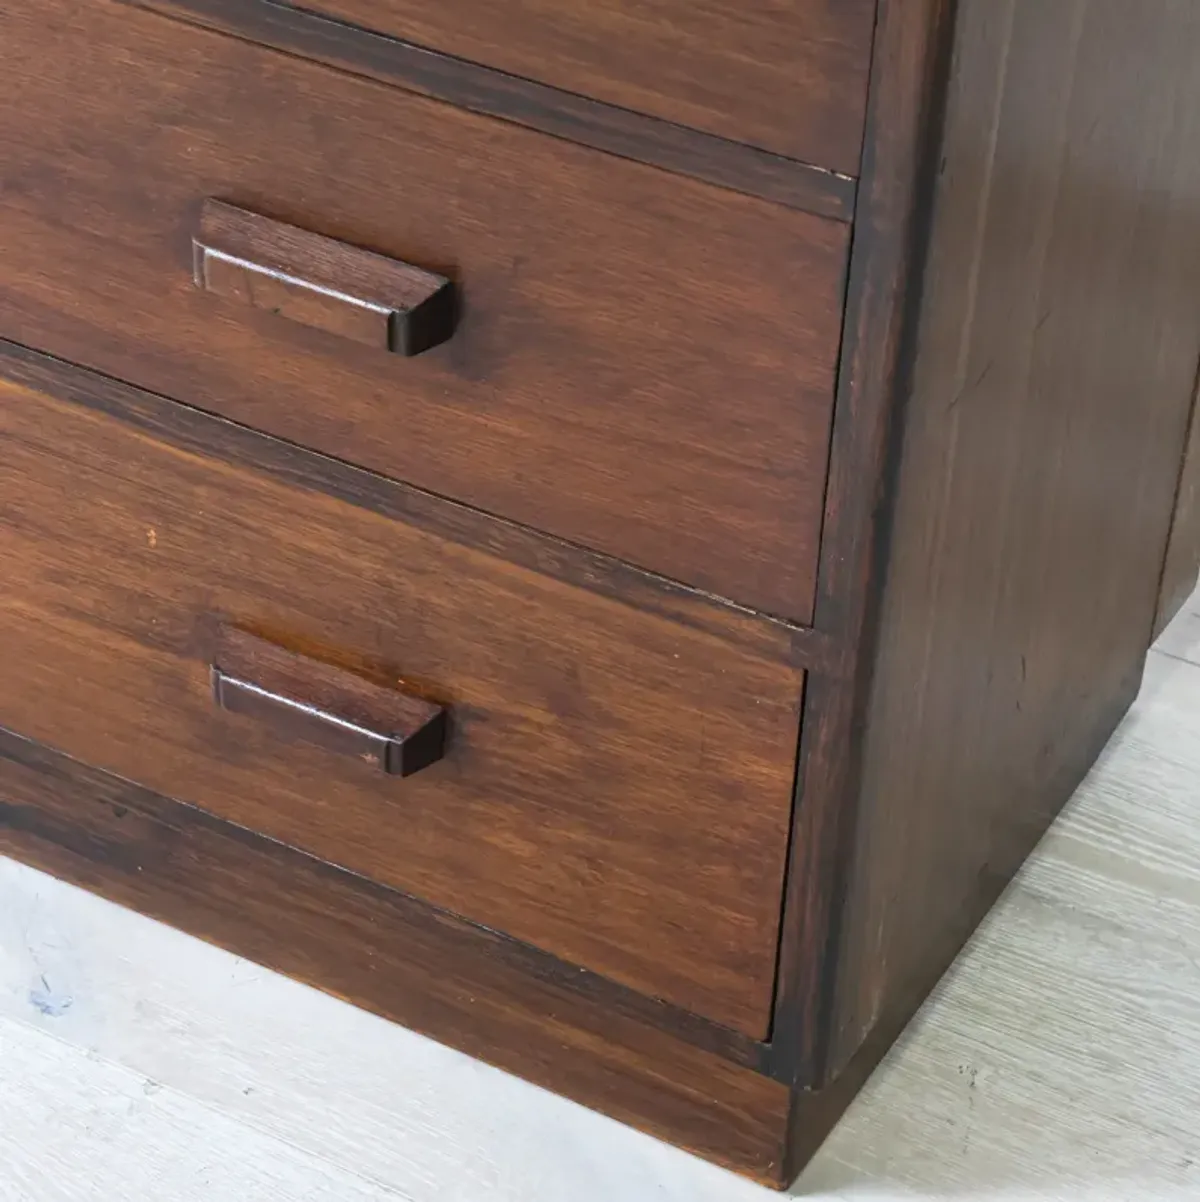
212 627 448 777
193 199 456 356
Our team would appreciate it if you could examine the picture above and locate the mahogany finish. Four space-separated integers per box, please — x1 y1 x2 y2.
122 0 859 221
245 0 876 174
768 0 962 1087
0 729 793 1184
2 0 1199 1189
212 626 450 779
0 345 805 1040
194 201 457 357
0 0 849 621
820 0 1200 1083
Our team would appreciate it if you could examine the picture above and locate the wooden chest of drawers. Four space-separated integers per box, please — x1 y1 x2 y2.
2 0 1199 1187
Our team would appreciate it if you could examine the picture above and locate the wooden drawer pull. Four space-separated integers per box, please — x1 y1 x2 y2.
193 200 456 356
212 627 448 777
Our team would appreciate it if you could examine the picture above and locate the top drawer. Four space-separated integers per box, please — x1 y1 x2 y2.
172 0 878 174
0 0 850 622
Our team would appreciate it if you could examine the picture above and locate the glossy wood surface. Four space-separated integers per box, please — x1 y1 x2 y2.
825 0 1200 1082
0 0 849 622
194 201 457 357
252 0 876 173
123 0 858 221
0 345 807 1039
212 627 449 778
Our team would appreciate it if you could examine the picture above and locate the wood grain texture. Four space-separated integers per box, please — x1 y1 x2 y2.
0 729 793 1185
121 0 858 221
212 627 449 778
1156 377 1200 639
141 0 877 175
768 0 961 1086
0 343 805 1040
824 0 1200 1085
3 0 1196 1188
2 624 1199 1199
0 0 850 621
0 340 827 671
800 647 1200 1198
194 201 456 357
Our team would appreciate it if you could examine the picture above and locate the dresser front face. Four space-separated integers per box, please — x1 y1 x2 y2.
0 0 852 623
0 351 810 1040
1 0 1180 1189
270 0 878 172
0 0 881 1179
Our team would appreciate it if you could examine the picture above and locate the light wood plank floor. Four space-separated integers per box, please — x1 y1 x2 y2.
2 592 1199 1200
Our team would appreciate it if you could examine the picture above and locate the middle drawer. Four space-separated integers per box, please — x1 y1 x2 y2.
0 0 849 623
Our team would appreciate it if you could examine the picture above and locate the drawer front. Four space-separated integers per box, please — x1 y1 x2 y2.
273 0 876 175
0 347 806 1039
0 1 850 623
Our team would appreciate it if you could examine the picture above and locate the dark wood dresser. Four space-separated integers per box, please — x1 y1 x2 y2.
2 0 1199 1187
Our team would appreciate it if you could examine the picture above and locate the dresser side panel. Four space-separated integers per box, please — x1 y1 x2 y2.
829 0 1200 1080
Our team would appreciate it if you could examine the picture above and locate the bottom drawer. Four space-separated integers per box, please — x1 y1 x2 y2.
0 344 805 1039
